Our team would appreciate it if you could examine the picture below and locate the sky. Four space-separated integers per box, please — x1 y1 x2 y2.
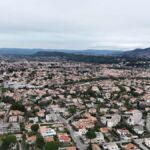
0 0 150 50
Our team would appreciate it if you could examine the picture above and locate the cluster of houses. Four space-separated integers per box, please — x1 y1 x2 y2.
0 60 150 150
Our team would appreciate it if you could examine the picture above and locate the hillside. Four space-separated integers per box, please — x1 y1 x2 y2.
0 48 122 56
34 51 120 64
123 47 150 58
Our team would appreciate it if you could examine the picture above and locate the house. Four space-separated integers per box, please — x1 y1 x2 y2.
66 146 76 150
46 114 57 122
107 143 119 150
39 126 56 137
37 109 45 118
44 136 54 143
100 127 109 133
72 113 97 129
29 117 39 123
25 124 32 132
133 125 144 135
126 110 143 125
117 129 138 140
58 133 71 143
107 114 121 128
27 135 36 144
91 132 105 144
92 144 101 150
15 133 23 141
145 138 150 147
78 128 87 136
89 108 97 114
9 116 18 122
9 110 24 116
0 123 20 135
122 143 140 150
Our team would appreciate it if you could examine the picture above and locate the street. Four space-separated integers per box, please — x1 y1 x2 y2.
50 106 87 150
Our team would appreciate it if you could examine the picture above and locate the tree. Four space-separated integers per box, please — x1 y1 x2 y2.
45 141 59 150
31 124 39 134
86 130 96 141
1 135 17 150
11 102 26 112
68 106 77 115
1 96 15 104
87 144 92 150
36 135 45 148
86 130 96 150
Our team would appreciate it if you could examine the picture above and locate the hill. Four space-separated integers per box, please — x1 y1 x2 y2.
123 47 150 58
34 51 120 64
0 48 122 56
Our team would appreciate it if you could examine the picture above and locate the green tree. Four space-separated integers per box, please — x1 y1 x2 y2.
68 106 77 115
86 130 96 143
1 135 17 150
31 124 39 134
11 102 26 112
36 135 45 148
87 144 92 150
45 141 59 150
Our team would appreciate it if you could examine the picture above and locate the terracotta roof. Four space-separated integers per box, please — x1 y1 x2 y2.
124 143 137 150
100 127 109 133
66 146 76 150
58 133 71 142
27 135 36 143
44 136 54 142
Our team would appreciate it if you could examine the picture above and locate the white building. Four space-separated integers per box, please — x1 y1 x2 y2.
107 114 121 128
40 126 56 137
78 128 87 136
29 117 39 123
107 143 120 150
145 138 150 147
91 132 105 144
126 109 142 125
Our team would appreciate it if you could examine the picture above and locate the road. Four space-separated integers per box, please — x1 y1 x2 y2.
49 106 87 150
18 141 22 150
57 114 88 150
134 139 149 150
67 110 84 122
103 138 150 150
146 113 150 133
4 108 10 122
49 106 150 150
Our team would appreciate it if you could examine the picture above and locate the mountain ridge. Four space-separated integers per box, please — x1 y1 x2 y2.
123 47 150 58
0 47 150 58
0 48 123 56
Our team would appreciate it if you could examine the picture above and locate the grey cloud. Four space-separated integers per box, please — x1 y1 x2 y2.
0 0 150 50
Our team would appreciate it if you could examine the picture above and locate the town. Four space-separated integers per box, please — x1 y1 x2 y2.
0 56 150 150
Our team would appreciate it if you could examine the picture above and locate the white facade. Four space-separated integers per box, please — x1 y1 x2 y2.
92 132 105 144
78 128 87 136
107 143 120 150
107 114 121 128
29 117 39 123
41 128 56 137
145 138 150 147
127 110 142 125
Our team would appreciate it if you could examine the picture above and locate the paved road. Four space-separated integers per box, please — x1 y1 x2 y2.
104 138 149 150
57 114 88 150
104 139 131 145
49 106 87 150
67 111 84 122
49 106 150 150
146 113 150 133
4 108 10 122
18 142 22 150
134 139 149 150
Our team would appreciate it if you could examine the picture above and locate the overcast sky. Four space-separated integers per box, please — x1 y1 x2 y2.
0 0 150 50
